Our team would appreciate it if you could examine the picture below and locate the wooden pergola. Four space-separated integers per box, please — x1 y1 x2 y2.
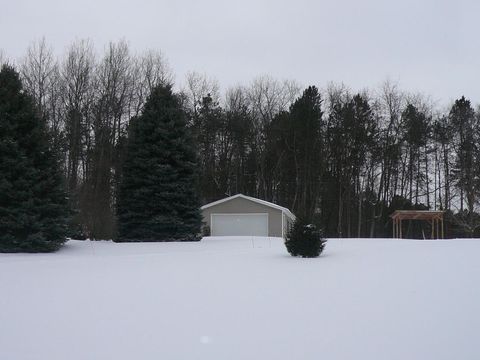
390 210 445 239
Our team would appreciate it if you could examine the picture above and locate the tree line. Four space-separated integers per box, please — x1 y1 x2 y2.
2 38 480 239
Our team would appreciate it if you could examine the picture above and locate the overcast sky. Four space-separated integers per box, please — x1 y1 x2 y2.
1 0 479 106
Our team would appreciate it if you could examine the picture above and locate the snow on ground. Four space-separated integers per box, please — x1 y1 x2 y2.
1 237 480 360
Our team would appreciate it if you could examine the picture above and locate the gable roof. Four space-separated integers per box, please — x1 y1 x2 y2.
201 193 295 220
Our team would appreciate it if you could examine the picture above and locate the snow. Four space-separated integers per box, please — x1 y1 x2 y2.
1 237 480 360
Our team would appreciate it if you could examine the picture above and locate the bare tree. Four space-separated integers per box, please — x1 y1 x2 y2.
245 75 301 198
363 80 405 236
20 38 66 158
140 49 173 90
183 71 220 118
83 40 134 239
225 85 249 112
130 49 174 117
248 75 300 125
61 39 95 196
20 38 57 118
324 81 350 113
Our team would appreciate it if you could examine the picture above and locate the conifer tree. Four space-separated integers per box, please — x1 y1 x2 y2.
0 65 68 252
116 84 202 241
290 87 323 218
284 217 326 258
449 97 479 235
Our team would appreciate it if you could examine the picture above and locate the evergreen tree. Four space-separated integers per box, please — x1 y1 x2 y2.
192 94 224 203
325 94 376 237
449 97 479 235
0 65 68 252
116 84 202 242
284 86 323 220
284 217 326 258
401 104 429 204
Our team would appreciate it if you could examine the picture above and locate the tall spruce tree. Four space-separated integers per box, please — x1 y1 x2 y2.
116 84 202 242
402 104 429 204
449 97 479 234
0 65 68 252
286 86 323 220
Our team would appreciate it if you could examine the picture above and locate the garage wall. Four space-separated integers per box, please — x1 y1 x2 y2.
202 197 284 237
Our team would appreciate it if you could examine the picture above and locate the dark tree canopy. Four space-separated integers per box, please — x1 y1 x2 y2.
116 84 202 242
7 39 480 240
285 86 323 220
0 65 68 252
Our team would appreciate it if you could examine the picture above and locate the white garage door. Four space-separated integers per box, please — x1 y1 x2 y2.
211 213 268 236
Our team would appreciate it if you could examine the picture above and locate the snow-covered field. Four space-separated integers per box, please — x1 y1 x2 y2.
1 237 479 360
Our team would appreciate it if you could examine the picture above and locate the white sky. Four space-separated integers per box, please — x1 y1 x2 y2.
1 0 479 105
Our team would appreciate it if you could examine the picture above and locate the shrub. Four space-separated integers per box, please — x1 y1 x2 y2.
284 218 326 258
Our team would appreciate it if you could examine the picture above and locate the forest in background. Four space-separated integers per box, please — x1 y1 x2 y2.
2 38 480 239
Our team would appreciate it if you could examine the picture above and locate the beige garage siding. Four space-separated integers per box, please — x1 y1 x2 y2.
202 197 284 237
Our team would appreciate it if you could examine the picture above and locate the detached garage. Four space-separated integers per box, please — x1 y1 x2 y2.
201 194 295 237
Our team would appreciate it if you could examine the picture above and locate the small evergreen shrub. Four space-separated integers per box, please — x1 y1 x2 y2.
284 218 326 258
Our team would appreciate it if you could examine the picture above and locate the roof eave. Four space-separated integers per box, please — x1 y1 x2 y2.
201 193 296 220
